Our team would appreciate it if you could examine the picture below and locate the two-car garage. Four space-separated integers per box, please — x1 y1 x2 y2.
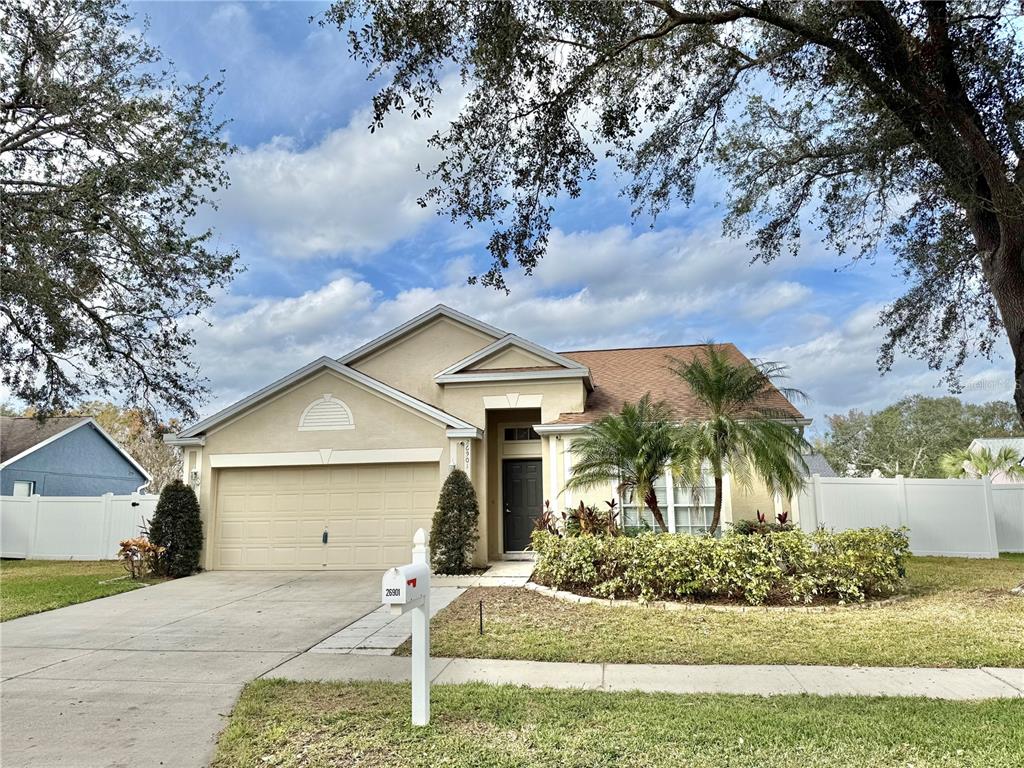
214 462 439 570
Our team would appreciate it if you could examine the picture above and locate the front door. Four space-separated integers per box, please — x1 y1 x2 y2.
502 458 543 551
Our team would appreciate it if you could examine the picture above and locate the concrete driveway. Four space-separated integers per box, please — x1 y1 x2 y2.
0 571 384 768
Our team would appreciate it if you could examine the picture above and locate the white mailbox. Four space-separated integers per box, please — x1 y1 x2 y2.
382 528 431 727
381 562 430 607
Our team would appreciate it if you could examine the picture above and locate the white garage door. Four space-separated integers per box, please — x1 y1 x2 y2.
214 463 439 569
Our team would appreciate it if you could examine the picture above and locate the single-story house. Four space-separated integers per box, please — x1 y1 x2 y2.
165 305 809 570
0 416 151 496
967 437 1024 484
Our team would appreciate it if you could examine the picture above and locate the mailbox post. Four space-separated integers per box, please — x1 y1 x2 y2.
381 528 431 726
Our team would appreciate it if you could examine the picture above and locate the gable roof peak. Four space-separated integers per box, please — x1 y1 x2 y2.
338 304 506 365
436 333 589 378
173 355 476 440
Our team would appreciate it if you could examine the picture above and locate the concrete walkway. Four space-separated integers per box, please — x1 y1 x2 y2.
270 653 1024 701
310 587 464 654
431 558 534 587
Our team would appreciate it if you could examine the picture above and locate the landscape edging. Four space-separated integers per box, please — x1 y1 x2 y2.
524 581 910 613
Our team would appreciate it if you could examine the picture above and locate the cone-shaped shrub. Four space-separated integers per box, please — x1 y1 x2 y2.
430 469 479 575
149 479 203 577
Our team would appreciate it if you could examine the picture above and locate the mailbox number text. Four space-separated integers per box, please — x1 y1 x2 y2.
385 588 401 597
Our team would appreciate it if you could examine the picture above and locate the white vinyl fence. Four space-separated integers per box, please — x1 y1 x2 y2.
797 475 1024 558
991 485 1024 553
0 492 158 560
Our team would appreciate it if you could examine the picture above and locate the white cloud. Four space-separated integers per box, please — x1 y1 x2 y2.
189 223 821 412
213 80 464 258
756 305 1016 434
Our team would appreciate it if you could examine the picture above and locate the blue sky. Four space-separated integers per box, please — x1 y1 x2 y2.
135 1 1014 434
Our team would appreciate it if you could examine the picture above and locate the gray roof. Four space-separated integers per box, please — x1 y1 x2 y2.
802 451 838 477
0 416 90 462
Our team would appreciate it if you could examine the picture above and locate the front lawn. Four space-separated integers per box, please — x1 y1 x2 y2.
407 554 1024 668
212 680 1024 768
0 559 152 621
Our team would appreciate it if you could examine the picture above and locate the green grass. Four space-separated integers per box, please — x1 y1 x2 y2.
406 554 1024 668
212 680 1024 768
0 559 154 621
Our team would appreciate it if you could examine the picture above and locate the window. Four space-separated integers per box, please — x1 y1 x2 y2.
298 394 354 431
503 426 539 441
621 474 668 532
673 471 716 535
12 480 35 497
620 468 718 536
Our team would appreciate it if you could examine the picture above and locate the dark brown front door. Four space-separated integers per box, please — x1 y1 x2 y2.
502 458 543 551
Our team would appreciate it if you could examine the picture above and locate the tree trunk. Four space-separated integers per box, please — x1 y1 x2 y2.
643 489 669 533
974 218 1024 428
708 476 724 536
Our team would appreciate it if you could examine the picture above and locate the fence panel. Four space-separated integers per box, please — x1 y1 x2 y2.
903 478 998 558
991 485 1024 553
800 475 1001 558
0 493 158 560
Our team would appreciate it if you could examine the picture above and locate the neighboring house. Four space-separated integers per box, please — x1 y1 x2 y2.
0 417 151 496
966 437 1024 484
165 305 809 570
802 451 838 478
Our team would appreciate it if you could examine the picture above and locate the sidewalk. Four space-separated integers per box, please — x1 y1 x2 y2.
267 654 1024 700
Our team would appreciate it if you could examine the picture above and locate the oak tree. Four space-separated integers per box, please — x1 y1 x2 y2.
325 1 1024 420
1 0 239 419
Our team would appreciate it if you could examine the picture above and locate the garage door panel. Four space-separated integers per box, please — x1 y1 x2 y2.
357 466 387 484
355 519 382 538
270 520 298 539
329 467 358 485
215 463 439 570
300 492 329 513
356 491 383 512
247 495 274 514
325 517 355 538
328 491 356 512
243 547 270 566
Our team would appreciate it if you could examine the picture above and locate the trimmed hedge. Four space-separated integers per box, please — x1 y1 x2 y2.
531 527 909 605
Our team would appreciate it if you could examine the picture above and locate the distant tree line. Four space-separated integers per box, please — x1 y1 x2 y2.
815 396 1022 478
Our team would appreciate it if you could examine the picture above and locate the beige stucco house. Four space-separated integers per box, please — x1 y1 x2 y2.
167 305 809 570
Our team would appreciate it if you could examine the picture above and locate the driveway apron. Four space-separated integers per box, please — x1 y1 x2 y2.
0 571 383 768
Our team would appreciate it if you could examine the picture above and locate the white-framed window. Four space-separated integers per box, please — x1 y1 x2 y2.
673 469 716 535
298 394 355 431
503 426 539 441
621 467 717 536
621 473 668 531
12 480 35 497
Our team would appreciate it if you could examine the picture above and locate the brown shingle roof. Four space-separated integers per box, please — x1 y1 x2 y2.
0 416 90 462
554 343 805 425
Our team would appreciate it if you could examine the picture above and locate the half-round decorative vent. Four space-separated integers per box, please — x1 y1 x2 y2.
298 394 355 431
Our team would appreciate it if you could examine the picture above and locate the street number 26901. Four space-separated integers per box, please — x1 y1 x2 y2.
385 588 400 597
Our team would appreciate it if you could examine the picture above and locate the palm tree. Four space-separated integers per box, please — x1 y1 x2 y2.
565 394 695 532
940 446 1024 480
670 346 810 536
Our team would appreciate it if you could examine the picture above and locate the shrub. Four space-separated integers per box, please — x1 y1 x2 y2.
430 469 479 575
149 480 203 578
565 500 620 537
118 537 164 579
731 519 795 535
531 526 909 605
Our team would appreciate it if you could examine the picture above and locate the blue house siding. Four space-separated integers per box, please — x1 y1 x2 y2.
0 423 148 496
